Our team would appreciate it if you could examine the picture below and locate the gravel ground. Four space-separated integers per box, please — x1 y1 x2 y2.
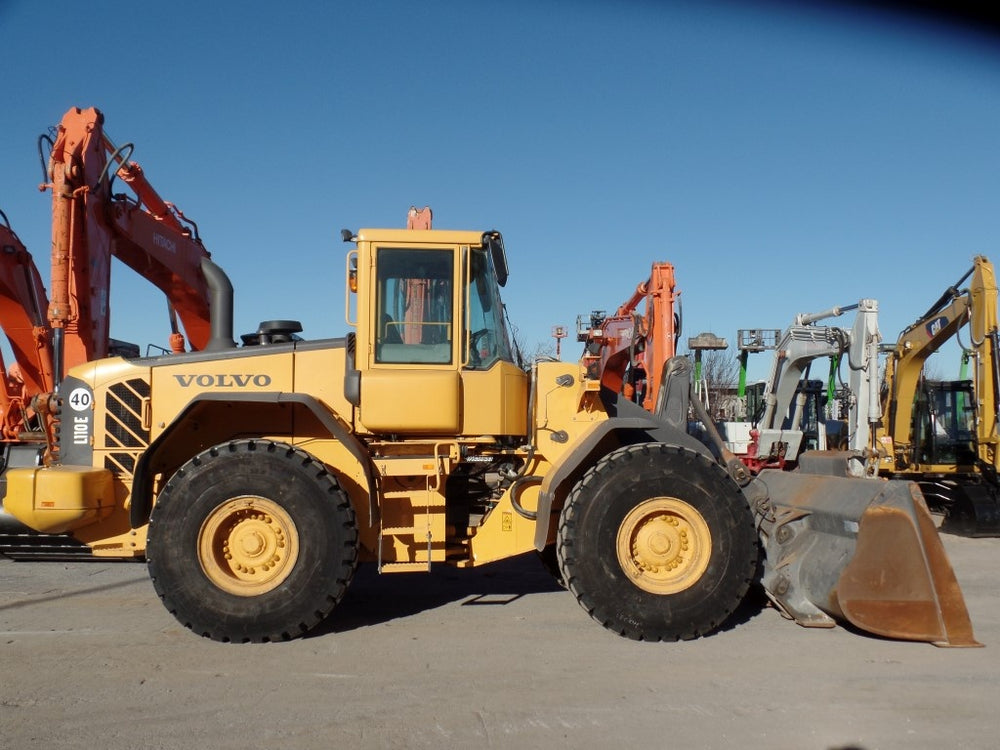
1 533 997 750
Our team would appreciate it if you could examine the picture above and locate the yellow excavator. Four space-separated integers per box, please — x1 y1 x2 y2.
876 255 1000 535
0 107 980 647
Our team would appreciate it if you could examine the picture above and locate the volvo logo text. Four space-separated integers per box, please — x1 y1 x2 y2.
173 374 273 388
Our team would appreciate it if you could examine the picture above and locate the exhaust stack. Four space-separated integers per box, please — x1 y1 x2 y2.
200 257 236 351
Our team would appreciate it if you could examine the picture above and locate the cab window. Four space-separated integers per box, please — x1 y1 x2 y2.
464 248 514 369
374 248 454 364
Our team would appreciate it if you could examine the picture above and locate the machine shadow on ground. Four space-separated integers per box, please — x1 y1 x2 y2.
0 561 148 614
312 551 769 638
312 552 562 636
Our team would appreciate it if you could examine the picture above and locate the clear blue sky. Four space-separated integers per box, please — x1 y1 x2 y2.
2 0 999 382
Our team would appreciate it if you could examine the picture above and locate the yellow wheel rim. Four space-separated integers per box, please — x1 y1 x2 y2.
616 497 712 595
198 495 299 596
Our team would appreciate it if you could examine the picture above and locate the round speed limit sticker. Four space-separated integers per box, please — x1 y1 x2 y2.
67 387 93 412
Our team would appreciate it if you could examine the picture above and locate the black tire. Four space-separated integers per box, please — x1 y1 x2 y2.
557 443 758 641
535 544 566 589
147 439 358 642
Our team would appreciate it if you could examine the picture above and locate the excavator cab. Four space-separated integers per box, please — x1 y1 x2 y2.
914 380 977 467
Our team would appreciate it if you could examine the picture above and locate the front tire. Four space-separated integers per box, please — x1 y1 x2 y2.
557 443 759 641
147 440 358 642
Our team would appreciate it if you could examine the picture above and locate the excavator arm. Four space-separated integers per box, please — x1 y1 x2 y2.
752 300 882 472
44 106 220 369
967 257 999 471
882 269 973 462
104 186 213 352
0 211 55 439
46 106 114 373
578 262 680 410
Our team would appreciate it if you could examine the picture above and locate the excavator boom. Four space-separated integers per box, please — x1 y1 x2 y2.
0 211 55 438
45 106 218 361
739 299 881 473
578 262 680 408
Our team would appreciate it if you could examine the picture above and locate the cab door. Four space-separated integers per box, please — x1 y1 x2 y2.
358 245 462 434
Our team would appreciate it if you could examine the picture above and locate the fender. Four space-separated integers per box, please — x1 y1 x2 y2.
130 392 375 528
532 392 712 551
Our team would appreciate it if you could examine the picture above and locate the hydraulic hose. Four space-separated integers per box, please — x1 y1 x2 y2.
509 474 543 520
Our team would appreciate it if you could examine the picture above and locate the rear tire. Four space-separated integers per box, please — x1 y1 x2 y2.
557 443 758 641
147 440 358 642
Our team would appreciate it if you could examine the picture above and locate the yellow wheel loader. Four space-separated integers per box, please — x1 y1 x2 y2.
3 217 979 646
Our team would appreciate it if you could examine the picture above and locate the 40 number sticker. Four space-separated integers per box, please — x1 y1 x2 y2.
67 387 93 412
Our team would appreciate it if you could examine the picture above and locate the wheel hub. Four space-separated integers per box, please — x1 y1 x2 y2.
198 496 299 596
632 515 687 572
616 497 712 594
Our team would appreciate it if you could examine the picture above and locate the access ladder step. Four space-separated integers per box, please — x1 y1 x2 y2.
379 561 432 573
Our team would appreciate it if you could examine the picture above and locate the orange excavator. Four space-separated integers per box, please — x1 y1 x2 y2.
0 106 234 556
0 209 54 442
577 261 680 410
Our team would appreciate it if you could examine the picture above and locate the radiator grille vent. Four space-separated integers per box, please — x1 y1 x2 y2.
104 378 151 474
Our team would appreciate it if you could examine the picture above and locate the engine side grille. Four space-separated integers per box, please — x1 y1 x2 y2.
104 378 151 476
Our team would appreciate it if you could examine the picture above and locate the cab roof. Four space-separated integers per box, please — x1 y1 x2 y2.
353 228 488 246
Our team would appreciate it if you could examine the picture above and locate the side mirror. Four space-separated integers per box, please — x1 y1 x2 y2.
483 231 508 287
